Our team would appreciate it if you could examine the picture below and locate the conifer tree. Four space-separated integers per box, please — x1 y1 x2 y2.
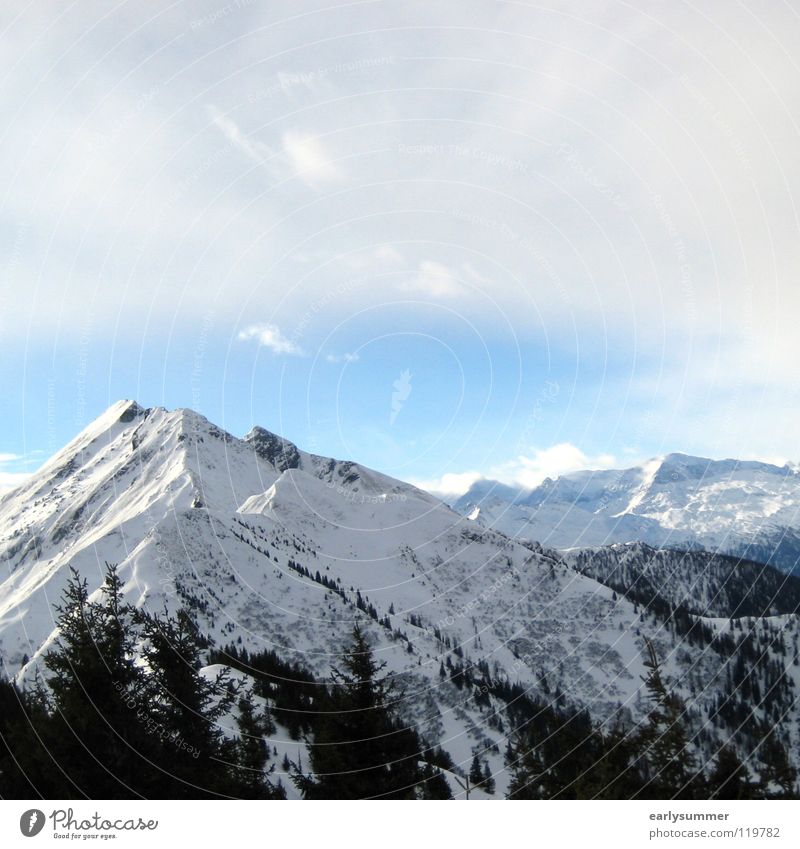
297 623 424 799
419 763 453 799
637 639 702 799
469 753 484 788
43 565 161 797
708 745 751 799
482 761 496 794
137 607 239 797
234 691 283 798
757 729 797 798
506 728 545 799
0 678 53 797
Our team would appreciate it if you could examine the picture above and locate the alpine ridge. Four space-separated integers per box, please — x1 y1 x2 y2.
453 454 800 574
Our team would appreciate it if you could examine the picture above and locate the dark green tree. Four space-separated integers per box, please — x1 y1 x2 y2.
419 763 453 799
42 565 162 797
0 678 55 797
636 639 702 799
506 727 545 799
137 607 242 797
469 753 484 787
234 691 283 798
757 729 797 798
708 745 752 800
482 761 496 794
297 624 424 799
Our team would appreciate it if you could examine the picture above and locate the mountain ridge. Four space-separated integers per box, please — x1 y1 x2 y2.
452 452 800 574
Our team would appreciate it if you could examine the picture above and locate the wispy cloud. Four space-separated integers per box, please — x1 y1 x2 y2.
237 323 304 356
326 351 360 363
208 106 273 166
208 110 343 189
339 245 403 272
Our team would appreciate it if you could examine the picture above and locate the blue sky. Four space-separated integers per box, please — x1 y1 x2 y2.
2 1 800 497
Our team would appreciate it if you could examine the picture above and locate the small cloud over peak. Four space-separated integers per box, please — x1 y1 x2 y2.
502 443 617 489
408 470 485 502
237 323 304 356
413 443 619 500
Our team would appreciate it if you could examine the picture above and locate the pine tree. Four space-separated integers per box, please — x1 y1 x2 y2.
637 639 702 799
234 691 283 798
757 729 797 798
137 607 238 797
297 624 424 799
506 728 545 799
3 563 311 799
482 761 496 794
0 678 53 797
469 753 484 787
419 763 453 799
708 746 751 800
43 565 162 797
586 723 644 800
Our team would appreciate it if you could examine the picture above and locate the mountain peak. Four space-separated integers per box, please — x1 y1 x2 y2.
244 426 301 473
452 478 525 510
653 451 793 484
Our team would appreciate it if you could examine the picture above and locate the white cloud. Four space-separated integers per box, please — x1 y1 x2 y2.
0 471 30 496
409 470 485 501
281 130 343 187
497 444 617 490
0 453 22 463
415 444 619 499
402 261 466 299
237 323 304 356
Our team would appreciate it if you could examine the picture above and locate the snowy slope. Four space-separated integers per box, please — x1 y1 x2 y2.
1 402 799 785
453 454 800 573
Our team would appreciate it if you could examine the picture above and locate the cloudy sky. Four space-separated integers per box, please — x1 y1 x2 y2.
2 0 799 497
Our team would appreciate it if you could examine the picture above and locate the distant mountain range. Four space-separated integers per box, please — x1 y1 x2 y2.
452 454 800 574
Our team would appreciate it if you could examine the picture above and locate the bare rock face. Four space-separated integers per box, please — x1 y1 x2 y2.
244 426 301 472
118 401 146 424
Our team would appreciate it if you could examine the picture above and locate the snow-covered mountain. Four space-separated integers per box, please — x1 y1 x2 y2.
453 454 800 574
1 403 799 789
